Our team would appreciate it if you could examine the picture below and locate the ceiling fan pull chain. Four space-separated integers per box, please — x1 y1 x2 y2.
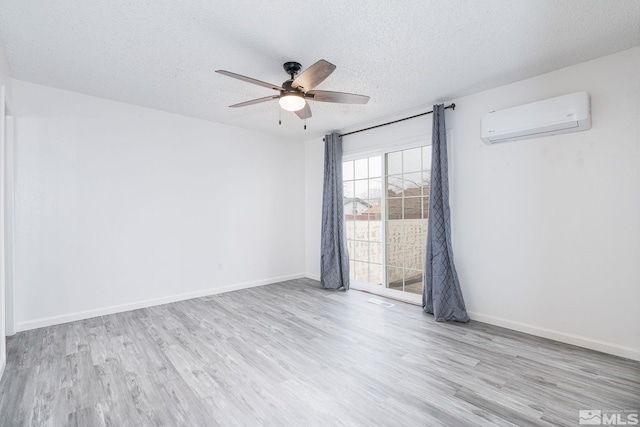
279 107 282 125
304 119 307 130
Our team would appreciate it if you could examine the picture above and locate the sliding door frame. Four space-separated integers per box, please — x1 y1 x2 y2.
343 139 430 306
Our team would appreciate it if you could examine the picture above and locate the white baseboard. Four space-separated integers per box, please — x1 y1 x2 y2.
468 311 640 362
17 274 637 362
301 276 639 361
0 356 5 381
16 273 306 332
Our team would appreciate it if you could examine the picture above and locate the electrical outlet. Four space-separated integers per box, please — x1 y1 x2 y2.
217 262 223 271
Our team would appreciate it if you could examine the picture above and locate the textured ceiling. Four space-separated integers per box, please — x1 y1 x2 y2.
0 0 639 140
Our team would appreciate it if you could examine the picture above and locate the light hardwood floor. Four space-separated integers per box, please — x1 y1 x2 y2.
0 278 638 426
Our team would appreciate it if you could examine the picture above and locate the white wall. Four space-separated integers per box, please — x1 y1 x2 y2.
304 139 323 280
12 80 306 330
0 37 11 99
0 34 11 378
305 46 640 360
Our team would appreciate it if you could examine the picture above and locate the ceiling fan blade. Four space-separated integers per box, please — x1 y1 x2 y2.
291 60 336 92
306 90 370 104
229 95 280 108
295 102 312 120
215 70 284 91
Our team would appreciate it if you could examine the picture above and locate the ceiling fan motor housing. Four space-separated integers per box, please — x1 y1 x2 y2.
282 80 297 92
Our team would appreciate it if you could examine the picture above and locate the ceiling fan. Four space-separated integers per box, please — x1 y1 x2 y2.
215 60 370 120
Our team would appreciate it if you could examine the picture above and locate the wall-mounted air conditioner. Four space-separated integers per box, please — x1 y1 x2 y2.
481 92 591 144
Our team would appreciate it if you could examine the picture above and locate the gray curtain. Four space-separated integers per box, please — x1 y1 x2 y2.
321 133 350 290
423 104 469 322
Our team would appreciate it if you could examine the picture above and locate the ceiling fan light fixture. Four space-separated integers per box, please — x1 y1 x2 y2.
279 93 306 112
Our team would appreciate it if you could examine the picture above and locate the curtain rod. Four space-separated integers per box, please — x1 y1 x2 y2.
325 103 456 140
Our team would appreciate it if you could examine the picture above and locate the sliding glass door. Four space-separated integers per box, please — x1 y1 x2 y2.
343 144 431 301
343 156 383 285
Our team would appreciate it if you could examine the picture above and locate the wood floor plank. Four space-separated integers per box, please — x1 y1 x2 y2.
1 278 638 426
